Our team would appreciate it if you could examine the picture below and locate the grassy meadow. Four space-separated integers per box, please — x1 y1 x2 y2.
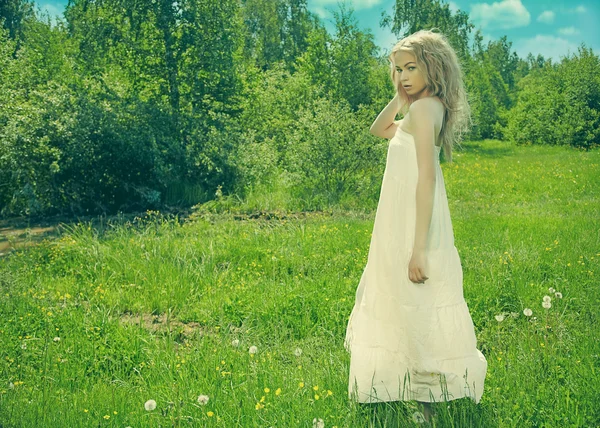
0 139 599 427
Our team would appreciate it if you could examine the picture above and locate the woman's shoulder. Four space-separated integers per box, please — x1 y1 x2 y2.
408 96 445 123
410 96 444 112
405 97 445 139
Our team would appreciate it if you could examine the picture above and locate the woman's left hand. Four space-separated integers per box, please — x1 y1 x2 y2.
408 249 429 284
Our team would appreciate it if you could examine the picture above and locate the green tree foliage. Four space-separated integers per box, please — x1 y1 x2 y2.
382 0 474 61
0 0 598 218
241 0 313 73
328 4 380 111
284 96 386 210
0 0 35 53
504 45 600 149
464 31 516 140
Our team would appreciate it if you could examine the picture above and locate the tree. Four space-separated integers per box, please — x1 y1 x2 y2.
381 0 474 62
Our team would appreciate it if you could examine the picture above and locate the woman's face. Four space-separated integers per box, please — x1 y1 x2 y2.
393 50 431 100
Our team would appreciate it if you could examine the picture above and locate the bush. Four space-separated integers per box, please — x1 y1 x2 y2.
284 97 385 209
504 45 600 149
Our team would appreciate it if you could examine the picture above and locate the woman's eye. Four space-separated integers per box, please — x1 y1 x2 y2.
396 67 415 72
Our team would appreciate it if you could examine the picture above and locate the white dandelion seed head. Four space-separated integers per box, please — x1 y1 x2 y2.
8 382 14 389
53 337 60 342
548 287 555 293
312 417 325 428
412 411 426 423
231 339 240 347
543 295 552 303
555 291 562 299
197 394 209 405
542 301 551 309
495 314 506 322
294 347 302 357
249 345 258 354
523 308 533 317
144 399 157 411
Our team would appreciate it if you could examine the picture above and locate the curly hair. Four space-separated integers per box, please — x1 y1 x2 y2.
389 29 472 163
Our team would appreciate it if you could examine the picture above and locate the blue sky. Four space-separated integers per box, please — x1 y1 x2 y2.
34 0 598 62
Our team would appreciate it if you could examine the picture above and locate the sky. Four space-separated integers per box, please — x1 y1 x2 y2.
34 0 599 62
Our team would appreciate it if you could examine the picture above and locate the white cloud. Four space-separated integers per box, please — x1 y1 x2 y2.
536 11 554 24
470 0 530 30
557 27 580 36
310 0 384 11
312 6 329 19
574 5 586 13
513 34 581 62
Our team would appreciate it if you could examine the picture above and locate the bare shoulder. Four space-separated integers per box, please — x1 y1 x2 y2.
403 97 445 137
408 96 444 119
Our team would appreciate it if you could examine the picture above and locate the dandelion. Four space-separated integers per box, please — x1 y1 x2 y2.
103 415 110 420
294 347 302 357
8 382 14 389
542 301 551 309
145 399 157 411
207 411 214 417
495 314 505 322
313 417 325 428
314 394 320 400
523 308 533 317
249 345 258 354
53 337 60 342
298 382 304 388
275 388 282 396
264 387 270 393
412 411 426 423
313 385 319 391
543 295 551 303
231 339 240 347
510 312 519 318
555 292 563 299
548 287 555 293
197 394 209 405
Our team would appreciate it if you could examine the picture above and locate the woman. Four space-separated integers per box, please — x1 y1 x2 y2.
343 29 487 423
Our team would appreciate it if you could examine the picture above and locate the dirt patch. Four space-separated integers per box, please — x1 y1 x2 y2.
0 225 60 256
119 313 204 336
119 313 242 339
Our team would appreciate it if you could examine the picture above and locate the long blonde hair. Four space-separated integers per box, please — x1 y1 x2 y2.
389 29 472 163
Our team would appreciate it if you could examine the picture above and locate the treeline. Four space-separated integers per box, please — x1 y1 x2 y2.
0 0 598 218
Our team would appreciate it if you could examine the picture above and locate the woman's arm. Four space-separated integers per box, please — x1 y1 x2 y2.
369 93 407 139
409 99 438 252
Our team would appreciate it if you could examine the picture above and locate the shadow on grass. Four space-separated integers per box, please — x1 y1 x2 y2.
352 397 498 427
458 141 516 158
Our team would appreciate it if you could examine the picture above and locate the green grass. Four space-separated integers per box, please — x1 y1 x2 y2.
0 139 599 427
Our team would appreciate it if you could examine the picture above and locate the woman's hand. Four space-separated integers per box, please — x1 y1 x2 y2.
408 249 429 284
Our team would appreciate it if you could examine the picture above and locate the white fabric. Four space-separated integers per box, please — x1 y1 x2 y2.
344 126 487 404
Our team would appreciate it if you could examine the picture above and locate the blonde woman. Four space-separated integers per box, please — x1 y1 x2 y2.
343 29 487 422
